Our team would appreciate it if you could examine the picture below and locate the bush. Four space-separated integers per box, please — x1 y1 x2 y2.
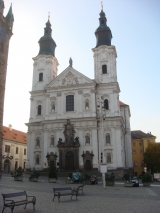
105 172 115 182
68 173 73 179
29 169 40 180
48 165 57 179
123 173 130 181
13 167 24 177
142 173 152 183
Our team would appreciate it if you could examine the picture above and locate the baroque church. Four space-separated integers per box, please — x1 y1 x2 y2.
26 8 133 175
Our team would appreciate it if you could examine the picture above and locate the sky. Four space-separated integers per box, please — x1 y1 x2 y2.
3 0 160 141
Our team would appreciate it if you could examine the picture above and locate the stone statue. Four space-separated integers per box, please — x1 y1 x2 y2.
74 137 79 145
63 119 75 145
69 57 73 67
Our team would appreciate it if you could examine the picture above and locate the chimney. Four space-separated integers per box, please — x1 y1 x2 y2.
8 124 12 131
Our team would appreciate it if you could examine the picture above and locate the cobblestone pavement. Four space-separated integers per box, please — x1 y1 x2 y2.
0 174 160 213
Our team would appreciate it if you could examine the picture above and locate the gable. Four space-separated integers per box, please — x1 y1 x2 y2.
46 66 95 89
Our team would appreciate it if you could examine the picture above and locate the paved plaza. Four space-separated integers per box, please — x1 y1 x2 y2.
0 174 160 213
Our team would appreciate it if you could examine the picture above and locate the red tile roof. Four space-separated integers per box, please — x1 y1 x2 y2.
119 101 128 106
3 126 27 144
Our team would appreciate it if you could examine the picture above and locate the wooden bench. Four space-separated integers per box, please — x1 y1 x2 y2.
73 184 84 195
2 191 36 213
53 187 78 202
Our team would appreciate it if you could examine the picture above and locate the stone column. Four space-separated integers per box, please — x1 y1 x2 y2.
78 90 83 117
45 95 49 119
91 89 96 116
43 130 48 169
57 92 61 117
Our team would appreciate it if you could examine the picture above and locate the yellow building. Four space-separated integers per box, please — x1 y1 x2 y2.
131 130 156 177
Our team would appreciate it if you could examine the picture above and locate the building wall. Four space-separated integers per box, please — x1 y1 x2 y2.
2 139 27 172
132 137 156 176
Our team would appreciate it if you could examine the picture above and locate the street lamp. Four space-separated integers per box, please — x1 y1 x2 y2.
97 96 107 188
97 96 106 163
144 166 147 173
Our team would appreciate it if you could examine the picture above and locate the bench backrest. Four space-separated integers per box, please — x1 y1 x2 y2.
53 187 72 192
2 191 27 199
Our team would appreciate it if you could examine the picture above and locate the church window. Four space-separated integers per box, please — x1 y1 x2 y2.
106 133 110 144
102 65 107 74
85 134 90 145
39 73 43 81
104 99 109 110
107 153 111 163
50 136 54 146
66 95 74 111
36 137 40 147
85 99 89 109
37 105 41 115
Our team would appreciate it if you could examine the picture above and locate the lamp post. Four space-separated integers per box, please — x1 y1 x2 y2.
97 96 106 163
97 96 107 188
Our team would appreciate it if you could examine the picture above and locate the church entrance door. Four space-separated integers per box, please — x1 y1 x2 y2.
85 160 91 170
65 151 74 170
4 159 10 173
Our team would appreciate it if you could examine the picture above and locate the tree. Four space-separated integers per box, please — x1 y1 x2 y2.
144 143 160 173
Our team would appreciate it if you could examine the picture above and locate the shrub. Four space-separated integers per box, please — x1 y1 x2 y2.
14 167 24 177
123 173 130 181
105 172 115 182
142 173 152 183
29 170 40 180
68 173 73 179
48 165 57 179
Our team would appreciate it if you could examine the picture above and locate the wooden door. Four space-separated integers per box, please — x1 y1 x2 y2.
65 151 74 170
85 160 91 170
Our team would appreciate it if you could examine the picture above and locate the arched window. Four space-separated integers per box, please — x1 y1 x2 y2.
51 103 55 112
66 95 74 111
36 137 40 147
39 73 43 81
102 65 107 74
106 133 110 144
85 134 90 145
85 99 89 109
37 105 41 115
50 136 54 146
104 99 109 110
107 153 111 163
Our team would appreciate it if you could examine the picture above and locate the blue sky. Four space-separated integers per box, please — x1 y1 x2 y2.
3 0 160 141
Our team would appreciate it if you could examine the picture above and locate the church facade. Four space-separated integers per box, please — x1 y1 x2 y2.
26 9 132 174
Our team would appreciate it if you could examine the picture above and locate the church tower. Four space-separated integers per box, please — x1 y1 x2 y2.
93 8 117 84
0 1 14 170
32 19 59 91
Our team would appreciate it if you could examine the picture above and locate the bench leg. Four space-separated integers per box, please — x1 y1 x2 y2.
24 204 27 209
33 202 35 210
2 207 5 213
58 196 60 202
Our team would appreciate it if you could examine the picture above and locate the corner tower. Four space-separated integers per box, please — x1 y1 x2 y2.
92 7 117 84
0 1 14 170
32 18 59 91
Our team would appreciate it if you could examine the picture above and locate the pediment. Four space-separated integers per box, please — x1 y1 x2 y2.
46 66 95 89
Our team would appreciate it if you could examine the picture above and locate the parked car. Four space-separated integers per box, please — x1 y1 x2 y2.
90 175 98 184
72 172 83 183
131 177 139 187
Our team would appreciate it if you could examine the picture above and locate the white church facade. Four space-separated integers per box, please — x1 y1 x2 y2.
26 9 133 175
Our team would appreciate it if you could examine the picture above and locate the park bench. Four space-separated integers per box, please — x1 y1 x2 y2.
2 191 36 213
73 184 84 195
53 187 78 202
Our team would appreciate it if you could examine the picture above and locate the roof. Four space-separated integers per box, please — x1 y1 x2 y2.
119 101 128 106
131 130 156 139
3 126 27 144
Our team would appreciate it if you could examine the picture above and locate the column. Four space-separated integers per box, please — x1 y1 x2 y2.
45 95 49 119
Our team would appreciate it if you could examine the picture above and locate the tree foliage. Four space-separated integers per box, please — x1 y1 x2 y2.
144 143 160 173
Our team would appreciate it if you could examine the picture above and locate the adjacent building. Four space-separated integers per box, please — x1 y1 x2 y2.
26 8 132 176
0 0 14 170
131 130 156 176
2 125 27 173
